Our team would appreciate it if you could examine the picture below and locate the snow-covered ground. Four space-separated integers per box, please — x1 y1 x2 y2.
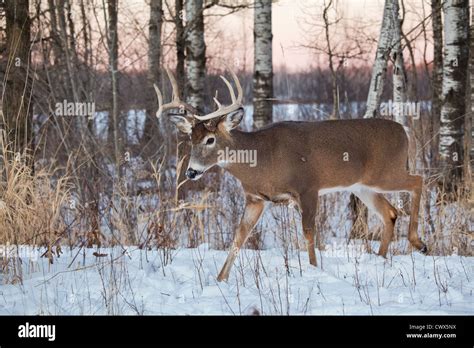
0 242 472 315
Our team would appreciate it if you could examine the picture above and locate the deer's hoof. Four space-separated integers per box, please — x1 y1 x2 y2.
217 273 228 282
420 243 428 254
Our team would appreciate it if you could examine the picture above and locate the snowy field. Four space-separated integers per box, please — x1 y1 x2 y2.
0 242 472 315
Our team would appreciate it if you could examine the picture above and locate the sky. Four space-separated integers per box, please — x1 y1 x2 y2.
115 0 435 73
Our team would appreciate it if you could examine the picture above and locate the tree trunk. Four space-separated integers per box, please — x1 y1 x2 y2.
185 0 206 113
106 0 121 175
439 0 469 195
431 0 443 167
57 0 78 103
391 0 409 126
3 0 32 158
253 0 273 128
176 0 185 92
142 0 163 147
469 10 474 213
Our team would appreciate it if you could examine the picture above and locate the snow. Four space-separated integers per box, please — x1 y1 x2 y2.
1 242 472 315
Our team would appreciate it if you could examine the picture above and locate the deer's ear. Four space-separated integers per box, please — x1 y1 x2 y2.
170 115 192 134
222 107 244 131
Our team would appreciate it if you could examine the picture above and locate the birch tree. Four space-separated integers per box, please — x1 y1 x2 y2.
253 0 273 128
431 0 443 165
390 0 409 127
439 0 469 193
185 0 206 113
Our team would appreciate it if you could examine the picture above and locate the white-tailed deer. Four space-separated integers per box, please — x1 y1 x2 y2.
154 68 427 282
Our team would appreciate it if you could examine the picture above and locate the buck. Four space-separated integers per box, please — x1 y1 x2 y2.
154 68 427 282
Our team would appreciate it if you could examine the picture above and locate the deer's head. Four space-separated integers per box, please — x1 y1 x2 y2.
154 68 244 181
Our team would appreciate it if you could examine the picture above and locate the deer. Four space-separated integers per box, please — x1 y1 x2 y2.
154 68 427 282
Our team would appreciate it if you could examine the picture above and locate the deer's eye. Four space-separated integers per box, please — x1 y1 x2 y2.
206 137 215 145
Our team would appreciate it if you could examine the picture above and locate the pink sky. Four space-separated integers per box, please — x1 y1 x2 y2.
116 0 434 73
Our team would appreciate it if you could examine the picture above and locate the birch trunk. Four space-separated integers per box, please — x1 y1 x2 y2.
390 0 413 213
391 0 409 127
253 0 273 128
185 0 206 113
439 0 469 193
363 0 393 119
431 0 443 166
142 0 163 147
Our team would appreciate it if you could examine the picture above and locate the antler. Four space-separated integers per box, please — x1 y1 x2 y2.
193 68 243 121
154 68 198 118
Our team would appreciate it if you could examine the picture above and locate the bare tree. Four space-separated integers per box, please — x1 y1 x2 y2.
300 1 370 119
323 0 340 119
253 0 273 128
2 0 32 157
439 0 470 194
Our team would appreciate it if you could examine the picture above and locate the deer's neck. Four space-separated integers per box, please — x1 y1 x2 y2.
219 129 262 181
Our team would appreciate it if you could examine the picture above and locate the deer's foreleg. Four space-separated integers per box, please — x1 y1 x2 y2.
217 195 265 282
300 192 319 267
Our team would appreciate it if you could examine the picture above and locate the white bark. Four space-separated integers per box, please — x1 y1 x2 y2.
431 0 443 165
185 0 206 112
390 0 410 127
364 0 393 119
253 0 273 128
439 0 469 185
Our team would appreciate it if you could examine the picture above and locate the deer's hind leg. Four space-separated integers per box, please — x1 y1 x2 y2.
217 194 265 282
353 188 398 257
373 174 426 253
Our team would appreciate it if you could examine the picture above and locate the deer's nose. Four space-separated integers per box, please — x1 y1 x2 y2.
186 168 199 180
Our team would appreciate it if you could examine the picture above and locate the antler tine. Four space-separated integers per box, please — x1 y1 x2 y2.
213 90 222 109
213 97 222 109
193 67 243 121
154 83 165 118
154 67 198 118
230 68 243 104
219 76 236 103
165 67 181 103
